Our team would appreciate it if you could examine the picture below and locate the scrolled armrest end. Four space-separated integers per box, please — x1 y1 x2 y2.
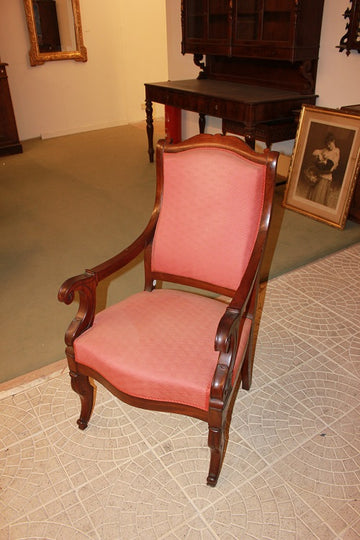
58 272 98 348
58 272 96 305
215 308 241 353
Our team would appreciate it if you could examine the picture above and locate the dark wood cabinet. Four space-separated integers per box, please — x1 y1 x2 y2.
0 63 22 156
182 0 231 56
145 1 324 161
181 0 324 93
182 0 324 63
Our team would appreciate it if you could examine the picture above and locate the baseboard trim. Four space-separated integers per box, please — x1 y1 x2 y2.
0 359 67 399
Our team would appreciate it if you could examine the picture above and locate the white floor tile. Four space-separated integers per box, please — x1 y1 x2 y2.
1 245 359 539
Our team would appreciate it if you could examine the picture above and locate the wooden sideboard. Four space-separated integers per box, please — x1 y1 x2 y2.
0 63 22 156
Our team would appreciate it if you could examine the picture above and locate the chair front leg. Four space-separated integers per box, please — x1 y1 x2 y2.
70 371 94 430
207 398 231 487
207 423 227 487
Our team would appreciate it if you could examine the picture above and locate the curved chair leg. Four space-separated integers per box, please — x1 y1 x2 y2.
241 343 254 391
70 372 94 430
207 426 224 486
207 420 230 487
207 370 244 486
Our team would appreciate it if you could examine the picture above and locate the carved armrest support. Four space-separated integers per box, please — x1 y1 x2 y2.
215 308 242 355
58 213 159 350
58 272 97 347
211 308 244 405
211 262 259 405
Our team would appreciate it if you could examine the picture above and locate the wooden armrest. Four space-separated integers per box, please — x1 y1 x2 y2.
86 212 158 282
211 239 263 403
215 307 242 354
212 307 243 402
58 212 159 348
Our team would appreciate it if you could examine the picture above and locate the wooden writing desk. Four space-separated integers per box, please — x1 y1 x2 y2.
145 78 316 162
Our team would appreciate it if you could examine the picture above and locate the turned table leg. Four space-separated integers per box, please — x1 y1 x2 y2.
146 99 154 163
199 113 206 134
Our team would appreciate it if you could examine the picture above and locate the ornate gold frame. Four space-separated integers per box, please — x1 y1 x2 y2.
283 105 360 229
23 0 87 66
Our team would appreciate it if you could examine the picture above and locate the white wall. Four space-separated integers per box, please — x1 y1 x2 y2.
316 0 360 108
166 0 360 163
2 1 359 145
0 0 168 140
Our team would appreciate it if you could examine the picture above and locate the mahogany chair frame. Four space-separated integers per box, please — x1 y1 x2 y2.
58 134 278 486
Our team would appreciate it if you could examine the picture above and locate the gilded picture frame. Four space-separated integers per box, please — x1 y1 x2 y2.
23 0 87 66
283 105 360 229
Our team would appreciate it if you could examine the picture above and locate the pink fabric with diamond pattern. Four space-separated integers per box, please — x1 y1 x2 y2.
151 148 266 291
74 289 252 411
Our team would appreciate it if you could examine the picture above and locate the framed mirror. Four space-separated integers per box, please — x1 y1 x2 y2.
23 0 87 66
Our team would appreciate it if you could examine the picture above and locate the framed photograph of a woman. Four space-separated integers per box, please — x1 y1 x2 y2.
283 105 360 229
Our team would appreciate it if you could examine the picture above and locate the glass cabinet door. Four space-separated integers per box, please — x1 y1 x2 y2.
208 0 230 40
234 0 261 42
182 0 231 55
232 0 295 59
234 0 293 43
262 0 293 42
185 0 207 40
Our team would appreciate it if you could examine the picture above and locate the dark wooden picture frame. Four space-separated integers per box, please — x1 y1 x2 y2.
283 105 360 229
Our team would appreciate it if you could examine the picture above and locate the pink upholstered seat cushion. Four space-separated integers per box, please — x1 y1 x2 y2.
151 148 265 291
74 289 252 411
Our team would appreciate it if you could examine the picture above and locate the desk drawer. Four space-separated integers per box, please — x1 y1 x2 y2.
198 97 248 120
162 93 233 119
198 97 226 117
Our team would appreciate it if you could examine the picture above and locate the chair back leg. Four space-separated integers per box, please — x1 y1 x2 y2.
241 338 255 391
70 372 94 430
241 277 261 390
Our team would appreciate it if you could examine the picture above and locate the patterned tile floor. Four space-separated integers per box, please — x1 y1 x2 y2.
1 244 359 539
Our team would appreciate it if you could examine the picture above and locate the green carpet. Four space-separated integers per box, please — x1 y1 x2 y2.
1 124 360 383
262 184 360 280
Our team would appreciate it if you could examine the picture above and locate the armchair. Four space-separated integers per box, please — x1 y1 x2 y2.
58 134 278 486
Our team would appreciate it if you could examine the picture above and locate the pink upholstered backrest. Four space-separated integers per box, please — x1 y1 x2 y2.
151 146 266 292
